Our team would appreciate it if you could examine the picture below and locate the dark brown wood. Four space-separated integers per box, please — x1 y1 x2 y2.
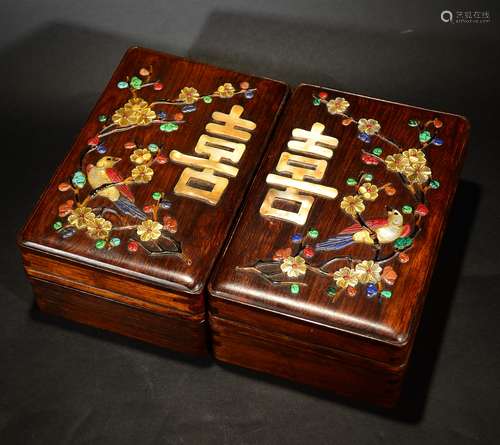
209 84 469 404
18 47 288 355
210 314 403 407
33 278 207 355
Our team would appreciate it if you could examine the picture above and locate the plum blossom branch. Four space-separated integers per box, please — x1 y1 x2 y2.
237 91 445 301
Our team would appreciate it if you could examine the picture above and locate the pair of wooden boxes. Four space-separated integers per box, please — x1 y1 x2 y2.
19 47 469 407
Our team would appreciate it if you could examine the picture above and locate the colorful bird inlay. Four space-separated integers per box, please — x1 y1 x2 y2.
237 91 443 302
52 65 256 260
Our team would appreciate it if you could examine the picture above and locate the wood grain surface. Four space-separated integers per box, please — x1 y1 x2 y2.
32 278 208 355
209 84 469 368
19 47 288 294
18 47 287 355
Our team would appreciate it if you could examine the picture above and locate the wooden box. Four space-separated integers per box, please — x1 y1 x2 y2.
18 47 287 355
208 84 469 405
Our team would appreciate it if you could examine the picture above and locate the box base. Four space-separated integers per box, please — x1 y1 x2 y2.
32 277 208 356
210 313 403 408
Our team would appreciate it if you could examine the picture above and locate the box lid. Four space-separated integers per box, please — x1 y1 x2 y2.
209 84 469 363
19 47 288 294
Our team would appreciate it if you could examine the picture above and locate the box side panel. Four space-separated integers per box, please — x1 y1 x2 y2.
32 277 208 356
22 249 204 319
210 313 403 408
209 296 408 366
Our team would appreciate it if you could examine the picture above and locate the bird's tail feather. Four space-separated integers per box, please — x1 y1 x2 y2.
114 197 147 220
315 234 354 251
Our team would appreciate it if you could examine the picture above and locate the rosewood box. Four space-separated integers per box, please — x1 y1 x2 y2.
208 84 469 406
18 47 287 355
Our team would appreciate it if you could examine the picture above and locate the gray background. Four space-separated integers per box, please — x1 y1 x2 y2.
1 1 499 444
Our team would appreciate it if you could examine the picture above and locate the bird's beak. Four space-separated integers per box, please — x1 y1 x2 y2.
112 157 122 163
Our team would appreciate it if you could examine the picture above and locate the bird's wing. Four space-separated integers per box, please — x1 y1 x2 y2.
106 168 135 202
339 218 388 235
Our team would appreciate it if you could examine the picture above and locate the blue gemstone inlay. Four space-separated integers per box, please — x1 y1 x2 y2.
159 200 172 209
61 227 76 239
358 132 371 143
182 104 197 113
366 283 378 298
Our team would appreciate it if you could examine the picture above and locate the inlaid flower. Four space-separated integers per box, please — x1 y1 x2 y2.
136 219 163 242
326 97 350 115
130 148 152 165
404 163 432 184
216 83 236 98
385 153 410 172
112 98 156 127
340 195 365 216
178 87 200 104
333 267 359 288
402 148 426 167
162 215 178 233
357 182 379 201
357 118 381 135
131 165 154 183
58 200 74 218
355 260 382 284
280 256 307 278
86 217 112 239
381 265 398 286
68 207 96 230
273 247 292 261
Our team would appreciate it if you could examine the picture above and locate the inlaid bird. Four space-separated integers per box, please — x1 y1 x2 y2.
87 156 146 220
315 208 410 251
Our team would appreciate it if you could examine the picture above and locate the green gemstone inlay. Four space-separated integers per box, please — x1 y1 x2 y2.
130 76 142 89
394 236 413 250
408 119 419 127
110 237 121 247
308 229 319 239
419 130 432 143
95 239 106 249
346 177 357 186
372 147 383 156
152 192 162 200
402 205 413 214
148 143 159 152
72 171 86 189
98 114 107 123
290 284 300 294
53 221 63 230
202 96 213 103
327 286 337 297
429 179 440 189
160 122 178 132
381 290 392 298
363 173 373 182
312 97 321 106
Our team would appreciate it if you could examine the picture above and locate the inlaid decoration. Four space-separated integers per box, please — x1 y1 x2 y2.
51 65 256 260
238 91 444 301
